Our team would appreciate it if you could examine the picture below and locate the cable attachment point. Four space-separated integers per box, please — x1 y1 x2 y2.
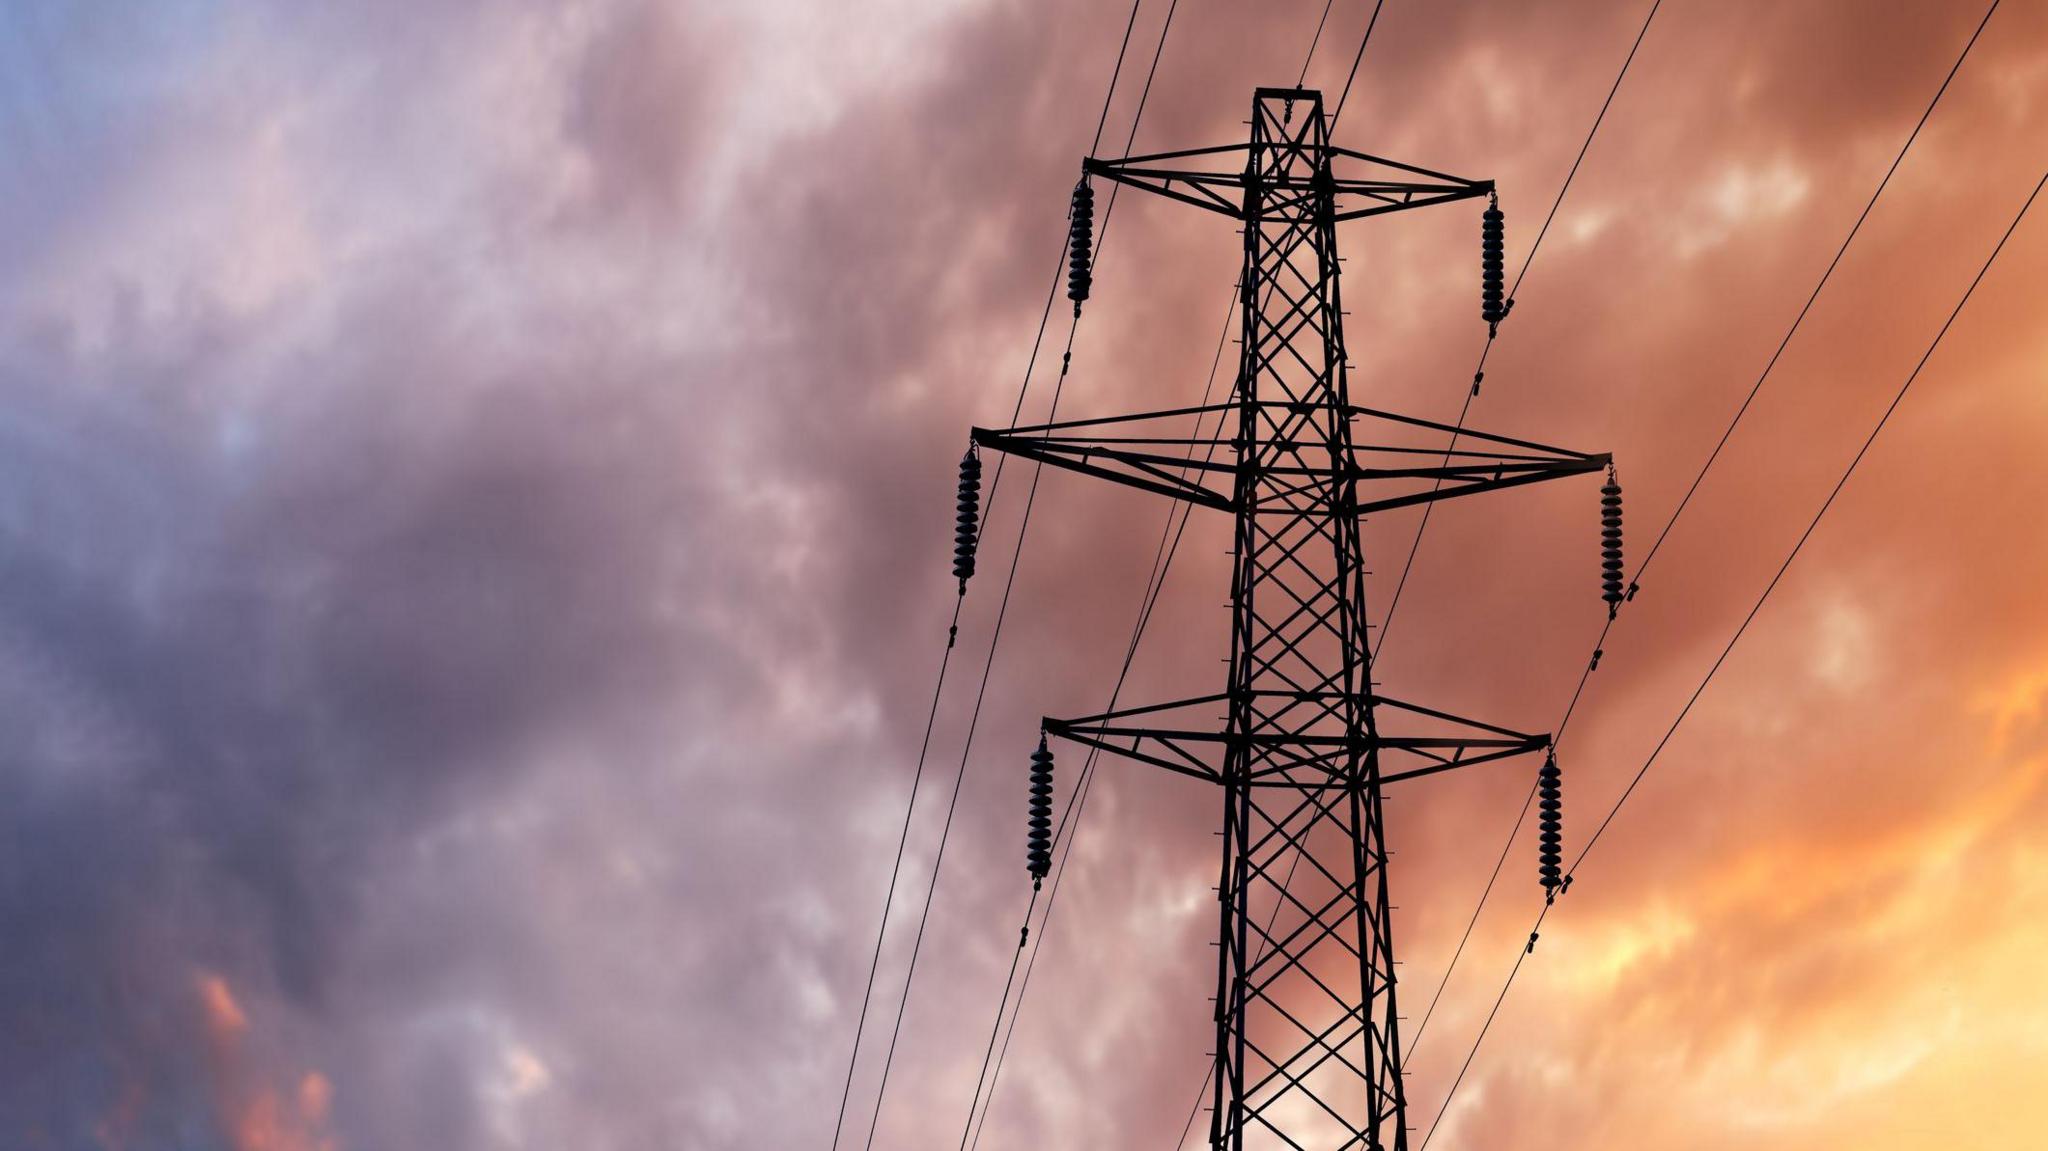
1538 751 1563 898
1027 734 1054 886
953 445 982 592
1600 465 1625 617
1067 176 1095 316
1481 192 1507 335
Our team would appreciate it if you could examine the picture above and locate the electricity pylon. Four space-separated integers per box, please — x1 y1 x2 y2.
971 90 1611 1150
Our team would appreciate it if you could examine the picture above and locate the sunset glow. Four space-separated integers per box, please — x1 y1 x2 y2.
1 1 2044 1147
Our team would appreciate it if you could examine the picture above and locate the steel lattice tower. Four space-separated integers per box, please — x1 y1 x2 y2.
975 89 1609 1151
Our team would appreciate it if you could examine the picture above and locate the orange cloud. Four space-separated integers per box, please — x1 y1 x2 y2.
1469 659 2048 1148
193 973 338 1151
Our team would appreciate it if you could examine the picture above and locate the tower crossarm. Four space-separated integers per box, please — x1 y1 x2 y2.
972 401 1608 516
1042 690 1550 789
971 405 1237 513
1080 87 1493 222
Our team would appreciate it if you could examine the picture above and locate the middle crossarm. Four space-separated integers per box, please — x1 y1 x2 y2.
972 401 1609 516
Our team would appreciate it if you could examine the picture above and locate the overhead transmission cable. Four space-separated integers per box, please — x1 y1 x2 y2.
1329 0 1388 132
967 289 1235 1151
825 242 1061 1151
1298 0 1338 89
823 4 1146 1149
1392 0 1662 1054
947 3 1190 1145
1374 0 1662 667
853 2 1182 1147
1403 0 2001 1057
1419 161 2043 1151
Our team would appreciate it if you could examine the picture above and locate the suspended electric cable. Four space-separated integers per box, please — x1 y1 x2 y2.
1328 0 1388 133
861 264 1084 1151
824 242 1062 1151
856 3 1178 1145
967 294 1235 1151
1297 0 1337 89
1628 0 2002 594
1418 160 2046 1151
1402 0 2000 1054
1573 178 2041 879
948 5 1191 1144
825 4 1146 1148
1406 779 1535 1053
1374 0 1662 666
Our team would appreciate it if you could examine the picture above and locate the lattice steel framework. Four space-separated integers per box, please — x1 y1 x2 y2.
974 89 1608 1151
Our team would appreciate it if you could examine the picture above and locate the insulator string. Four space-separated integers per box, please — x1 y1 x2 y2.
1481 194 1506 333
1600 468 1625 616
1068 180 1095 314
1537 752 1563 897
1026 737 1054 884
953 447 982 590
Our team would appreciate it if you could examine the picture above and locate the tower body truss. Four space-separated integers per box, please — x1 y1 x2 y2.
1216 88 1399 1151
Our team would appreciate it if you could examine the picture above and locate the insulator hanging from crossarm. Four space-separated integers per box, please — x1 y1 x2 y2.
1538 751 1563 899
1600 467 1625 617
952 446 982 590
1481 193 1506 334
1027 735 1054 886
1067 177 1094 315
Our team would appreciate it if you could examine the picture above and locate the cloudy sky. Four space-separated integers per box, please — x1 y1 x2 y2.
2 0 2046 1148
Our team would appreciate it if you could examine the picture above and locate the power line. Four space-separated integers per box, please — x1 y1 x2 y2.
1573 174 2041 877
825 4 1147 1149
864 0 1187 1138
1297 0 1337 89
967 295 1235 1151
1374 0 1662 666
1374 3 1666 1060
1401 0 2001 1055
862 277 1087 1151
1419 160 2046 1151
947 4 1190 1145
1628 0 2004 593
1329 0 1388 132
860 299 1069 1151
825 241 1062 1151
1406 776 1535 1053
823 599 967 1151
1088 2 1150 156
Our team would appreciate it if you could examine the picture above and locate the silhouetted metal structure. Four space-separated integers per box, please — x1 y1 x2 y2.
971 90 1610 1151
